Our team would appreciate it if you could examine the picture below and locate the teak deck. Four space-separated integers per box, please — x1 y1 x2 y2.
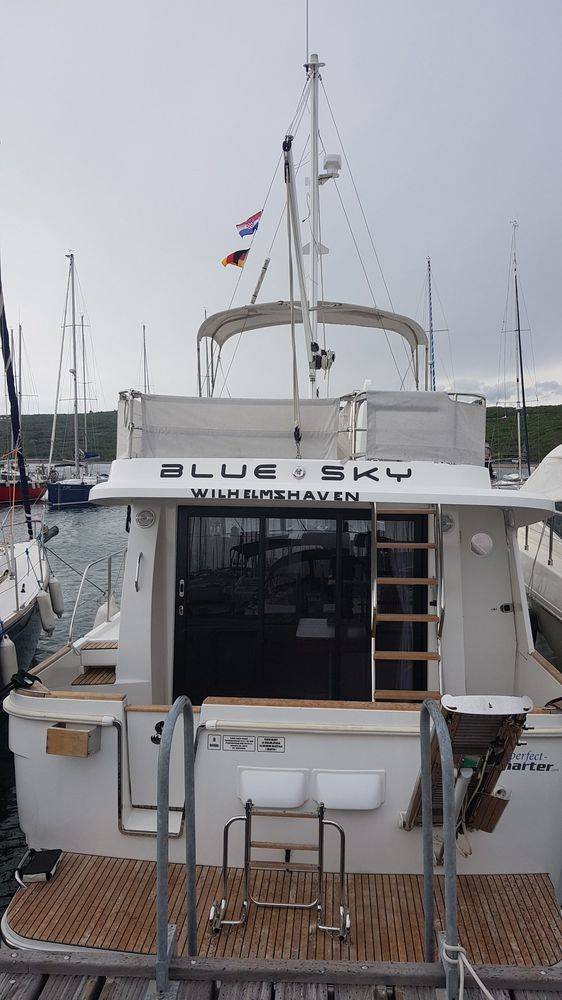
72 667 116 685
6 853 562 967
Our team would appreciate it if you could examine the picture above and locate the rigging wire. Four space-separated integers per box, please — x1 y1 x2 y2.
217 91 312 398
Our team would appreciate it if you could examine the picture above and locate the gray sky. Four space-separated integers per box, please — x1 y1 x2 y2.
1 0 561 413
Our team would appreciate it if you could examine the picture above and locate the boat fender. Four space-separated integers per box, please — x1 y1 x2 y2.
93 593 120 629
40 524 59 544
37 590 57 635
48 576 64 617
0 634 18 687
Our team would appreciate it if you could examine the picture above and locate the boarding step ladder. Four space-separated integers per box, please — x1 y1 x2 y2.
209 800 351 940
404 693 532 836
372 504 445 701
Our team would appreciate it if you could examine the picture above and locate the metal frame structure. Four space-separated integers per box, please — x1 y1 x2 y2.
209 800 350 941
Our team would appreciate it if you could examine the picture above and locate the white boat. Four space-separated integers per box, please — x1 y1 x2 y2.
2 53 562 981
519 446 562 661
0 261 63 679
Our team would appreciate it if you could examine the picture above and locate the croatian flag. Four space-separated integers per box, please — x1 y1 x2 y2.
236 210 262 238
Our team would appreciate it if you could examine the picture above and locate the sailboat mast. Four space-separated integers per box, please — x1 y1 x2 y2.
514 250 531 478
308 52 322 395
18 324 22 421
81 314 88 459
69 252 79 477
427 257 436 391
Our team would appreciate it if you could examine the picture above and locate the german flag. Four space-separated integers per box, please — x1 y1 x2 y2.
221 248 249 269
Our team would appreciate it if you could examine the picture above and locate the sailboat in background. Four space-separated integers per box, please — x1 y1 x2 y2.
0 324 46 505
0 255 63 678
494 223 534 487
47 252 106 508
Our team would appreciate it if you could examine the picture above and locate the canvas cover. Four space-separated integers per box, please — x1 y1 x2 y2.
117 393 340 460
521 445 562 501
364 391 485 465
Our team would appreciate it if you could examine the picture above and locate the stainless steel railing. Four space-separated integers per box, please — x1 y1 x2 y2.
68 547 127 642
154 697 197 995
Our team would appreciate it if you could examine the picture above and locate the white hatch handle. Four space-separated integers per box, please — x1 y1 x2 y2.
135 552 143 592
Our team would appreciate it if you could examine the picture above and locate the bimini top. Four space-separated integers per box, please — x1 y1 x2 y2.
197 301 428 355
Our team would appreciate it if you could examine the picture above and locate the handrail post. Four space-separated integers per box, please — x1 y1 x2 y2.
155 696 197 997
420 699 459 1000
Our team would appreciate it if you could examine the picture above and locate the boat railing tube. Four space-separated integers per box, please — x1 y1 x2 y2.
155 696 197 995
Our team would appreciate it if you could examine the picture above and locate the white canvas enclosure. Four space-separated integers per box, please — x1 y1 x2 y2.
118 390 486 464
362 391 486 465
117 393 340 459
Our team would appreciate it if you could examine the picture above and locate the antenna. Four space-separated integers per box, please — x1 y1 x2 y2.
305 0 309 65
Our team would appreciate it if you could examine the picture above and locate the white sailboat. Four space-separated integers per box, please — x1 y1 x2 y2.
47 252 106 507
0 259 64 680
2 52 561 985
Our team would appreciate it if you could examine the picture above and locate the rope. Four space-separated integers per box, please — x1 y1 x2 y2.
441 942 496 1000
45 546 105 594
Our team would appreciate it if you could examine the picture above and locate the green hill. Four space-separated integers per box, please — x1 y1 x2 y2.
0 402 558 465
0 411 118 462
486 405 562 465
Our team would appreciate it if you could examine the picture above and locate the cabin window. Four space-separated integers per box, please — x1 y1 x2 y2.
173 507 428 704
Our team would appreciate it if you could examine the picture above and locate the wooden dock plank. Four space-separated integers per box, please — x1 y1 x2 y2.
37 976 102 999
0 971 45 1000
5 853 562 968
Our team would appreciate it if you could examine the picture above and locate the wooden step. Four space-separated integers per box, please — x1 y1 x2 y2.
376 541 436 549
251 841 317 852
377 577 437 586
252 809 317 820
375 689 441 702
375 613 439 623
373 651 440 661
249 860 318 872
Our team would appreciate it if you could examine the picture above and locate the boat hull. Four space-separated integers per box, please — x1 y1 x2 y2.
47 481 93 508
0 484 45 506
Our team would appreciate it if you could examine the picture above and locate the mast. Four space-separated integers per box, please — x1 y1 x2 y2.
48 256 71 478
68 252 80 477
18 324 22 423
308 52 323 387
513 243 531 478
427 257 436 391
0 258 33 538
81 314 88 459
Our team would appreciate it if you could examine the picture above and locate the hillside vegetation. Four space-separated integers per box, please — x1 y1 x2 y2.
486 405 562 464
0 404 558 465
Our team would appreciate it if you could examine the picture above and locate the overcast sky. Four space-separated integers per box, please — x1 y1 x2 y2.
1 0 561 413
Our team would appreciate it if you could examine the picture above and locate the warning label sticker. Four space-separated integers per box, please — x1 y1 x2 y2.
257 736 286 753
222 735 256 752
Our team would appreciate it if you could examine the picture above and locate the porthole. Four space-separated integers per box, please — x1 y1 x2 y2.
470 532 494 556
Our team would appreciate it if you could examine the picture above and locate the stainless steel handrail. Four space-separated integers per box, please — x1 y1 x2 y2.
68 547 127 642
155 697 197 996
420 699 458 999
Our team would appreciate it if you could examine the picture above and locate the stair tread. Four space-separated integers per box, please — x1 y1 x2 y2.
376 541 436 549
374 650 440 661
375 613 439 623
251 841 317 852
252 810 317 820
375 689 441 702
249 860 319 872
378 577 437 585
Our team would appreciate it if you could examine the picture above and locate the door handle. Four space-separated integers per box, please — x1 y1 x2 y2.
135 552 143 592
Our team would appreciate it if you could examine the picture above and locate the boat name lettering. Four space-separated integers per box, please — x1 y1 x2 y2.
159 462 412 484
